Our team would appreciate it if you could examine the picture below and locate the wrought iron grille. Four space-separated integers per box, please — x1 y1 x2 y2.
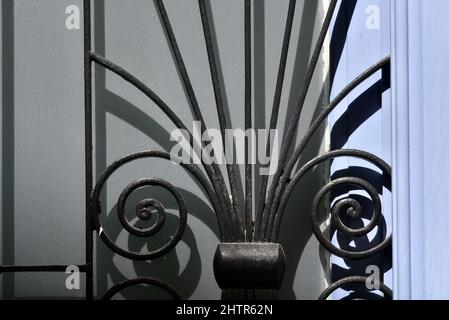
0 0 392 300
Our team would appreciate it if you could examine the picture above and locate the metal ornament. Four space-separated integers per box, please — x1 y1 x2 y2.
0 0 392 301
85 0 393 300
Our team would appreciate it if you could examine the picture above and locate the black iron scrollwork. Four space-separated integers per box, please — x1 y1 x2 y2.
318 276 392 300
102 278 182 300
83 0 392 300
89 150 224 298
0 0 392 301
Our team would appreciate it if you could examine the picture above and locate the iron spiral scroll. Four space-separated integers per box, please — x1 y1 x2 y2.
85 0 392 300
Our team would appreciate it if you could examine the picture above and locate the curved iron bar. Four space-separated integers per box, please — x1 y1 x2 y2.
271 149 391 247
256 0 338 240
90 151 222 259
264 56 391 240
318 276 392 300
89 52 238 240
98 178 187 261
155 0 243 241
102 278 182 300
83 0 393 300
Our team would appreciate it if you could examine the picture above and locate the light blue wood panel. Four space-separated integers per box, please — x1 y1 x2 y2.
329 0 392 299
392 0 449 300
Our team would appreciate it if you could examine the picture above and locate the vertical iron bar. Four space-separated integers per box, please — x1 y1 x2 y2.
254 0 297 239
270 57 391 241
83 0 94 300
2 0 15 299
260 0 337 240
155 0 242 241
198 0 242 231
244 0 252 241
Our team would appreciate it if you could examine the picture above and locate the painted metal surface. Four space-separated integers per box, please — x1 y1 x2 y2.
213 243 286 290
0 0 393 300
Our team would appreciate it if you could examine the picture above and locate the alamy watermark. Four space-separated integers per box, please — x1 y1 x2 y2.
366 265 381 290
65 265 80 290
170 121 280 176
